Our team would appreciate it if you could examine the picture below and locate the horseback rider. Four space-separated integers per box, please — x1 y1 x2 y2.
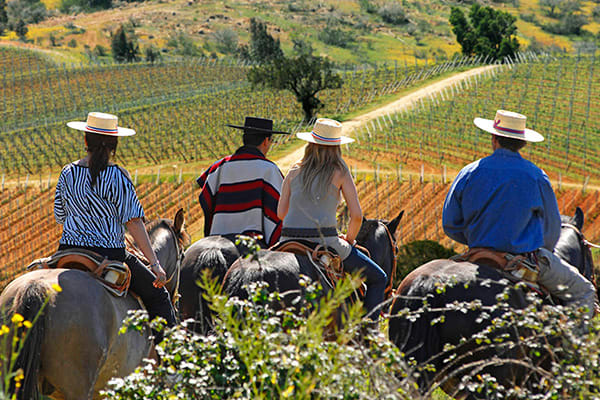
277 118 387 321
443 110 598 316
56 112 176 340
197 117 290 248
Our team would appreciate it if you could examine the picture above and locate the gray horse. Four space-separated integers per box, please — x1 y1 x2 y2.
0 209 186 400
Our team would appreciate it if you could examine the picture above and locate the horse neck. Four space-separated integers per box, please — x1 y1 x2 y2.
361 222 394 275
555 227 593 281
148 223 180 276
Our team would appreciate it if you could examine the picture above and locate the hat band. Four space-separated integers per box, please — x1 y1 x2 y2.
493 120 524 135
312 131 341 143
86 125 119 134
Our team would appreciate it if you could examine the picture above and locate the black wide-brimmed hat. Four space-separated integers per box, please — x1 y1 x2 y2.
226 117 290 135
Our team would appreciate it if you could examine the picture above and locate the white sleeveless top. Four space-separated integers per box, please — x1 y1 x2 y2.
281 174 352 259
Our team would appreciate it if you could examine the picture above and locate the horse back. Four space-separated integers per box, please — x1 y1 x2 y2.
1 269 149 400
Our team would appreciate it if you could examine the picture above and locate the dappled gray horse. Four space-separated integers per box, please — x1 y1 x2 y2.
0 209 186 400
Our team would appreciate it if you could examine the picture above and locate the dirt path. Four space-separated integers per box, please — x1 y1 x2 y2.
276 65 500 173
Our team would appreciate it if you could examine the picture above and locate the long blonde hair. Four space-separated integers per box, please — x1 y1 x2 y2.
298 143 348 198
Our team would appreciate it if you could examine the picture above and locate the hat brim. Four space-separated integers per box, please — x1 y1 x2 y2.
67 121 136 137
226 124 290 135
296 131 355 146
473 118 543 143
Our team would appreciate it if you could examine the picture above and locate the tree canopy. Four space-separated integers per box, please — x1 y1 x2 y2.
449 4 520 61
239 18 283 63
111 25 140 63
0 0 7 35
248 44 342 122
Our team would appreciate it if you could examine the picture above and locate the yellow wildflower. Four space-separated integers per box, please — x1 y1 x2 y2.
11 314 24 325
0 325 10 335
282 385 294 398
23 321 32 329
52 283 62 293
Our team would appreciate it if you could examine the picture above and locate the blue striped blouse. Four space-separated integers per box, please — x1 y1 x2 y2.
54 163 145 249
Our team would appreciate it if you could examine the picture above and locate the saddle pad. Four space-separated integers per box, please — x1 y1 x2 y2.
27 249 132 297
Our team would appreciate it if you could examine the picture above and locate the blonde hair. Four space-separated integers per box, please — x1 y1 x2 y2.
298 143 348 198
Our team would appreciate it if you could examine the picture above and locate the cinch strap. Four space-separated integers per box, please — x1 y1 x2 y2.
86 125 118 134
312 131 341 143
281 227 338 238
493 120 524 135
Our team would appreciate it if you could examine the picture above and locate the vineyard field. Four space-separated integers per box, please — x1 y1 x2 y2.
2 177 599 290
0 50 484 176
346 54 600 185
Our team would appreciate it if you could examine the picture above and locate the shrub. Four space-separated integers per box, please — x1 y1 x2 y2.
111 24 140 63
103 275 415 399
378 2 408 25
144 45 161 63
318 26 356 48
593 6 600 21
6 0 46 29
358 0 376 14
394 240 456 286
212 28 238 53
93 44 107 57
67 38 76 47
543 13 588 35
167 31 202 56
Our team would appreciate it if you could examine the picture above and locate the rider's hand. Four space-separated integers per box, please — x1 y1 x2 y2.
150 261 167 288
339 234 356 246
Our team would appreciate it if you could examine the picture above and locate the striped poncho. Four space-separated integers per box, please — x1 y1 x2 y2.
197 146 283 247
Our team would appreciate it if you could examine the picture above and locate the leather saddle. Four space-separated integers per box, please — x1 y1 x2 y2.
27 249 132 297
451 247 546 295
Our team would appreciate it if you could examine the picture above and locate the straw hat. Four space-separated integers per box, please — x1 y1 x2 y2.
296 118 354 146
226 116 290 135
474 110 543 142
67 112 136 137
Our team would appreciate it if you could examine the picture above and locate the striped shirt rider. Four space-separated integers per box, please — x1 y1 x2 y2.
197 146 283 247
54 163 145 248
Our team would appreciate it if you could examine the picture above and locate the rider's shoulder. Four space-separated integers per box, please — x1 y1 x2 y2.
110 164 133 182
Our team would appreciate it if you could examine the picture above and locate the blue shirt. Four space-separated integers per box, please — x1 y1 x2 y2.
442 148 561 253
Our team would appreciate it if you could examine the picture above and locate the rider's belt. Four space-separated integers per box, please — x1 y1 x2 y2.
452 247 540 282
281 227 338 238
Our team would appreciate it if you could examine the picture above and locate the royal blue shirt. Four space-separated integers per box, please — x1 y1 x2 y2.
442 148 561 253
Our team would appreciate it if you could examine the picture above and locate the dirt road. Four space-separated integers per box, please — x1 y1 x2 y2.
276 64 500 173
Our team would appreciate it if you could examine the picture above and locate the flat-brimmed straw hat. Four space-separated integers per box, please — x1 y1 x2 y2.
474 110 543 143
296 118 354 146
226 116 290 135
67 112 136 137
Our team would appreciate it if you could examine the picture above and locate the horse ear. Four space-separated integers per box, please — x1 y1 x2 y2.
574 207 584 231
174 208 185 233
386 210 404 234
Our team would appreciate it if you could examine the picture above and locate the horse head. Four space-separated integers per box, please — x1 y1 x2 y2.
356 211 403 291
556 207 596 284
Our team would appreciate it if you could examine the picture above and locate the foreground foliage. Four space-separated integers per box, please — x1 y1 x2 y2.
103 276 415 399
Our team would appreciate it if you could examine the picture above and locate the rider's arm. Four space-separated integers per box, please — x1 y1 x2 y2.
540 175 561 251
442 172 468 245
277 173 292 220
126 217 167 288
339 168 362 244
54 169 66 224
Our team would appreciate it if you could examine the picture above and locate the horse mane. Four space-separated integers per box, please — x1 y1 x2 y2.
145 218 190 249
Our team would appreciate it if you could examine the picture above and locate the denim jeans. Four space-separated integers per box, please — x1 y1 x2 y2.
343 246 388 320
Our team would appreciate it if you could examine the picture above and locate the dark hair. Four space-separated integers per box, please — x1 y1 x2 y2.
495 135 527 152
85 132 118 186
243 133 271 147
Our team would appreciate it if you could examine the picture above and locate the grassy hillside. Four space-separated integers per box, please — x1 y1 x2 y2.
1 0 599 65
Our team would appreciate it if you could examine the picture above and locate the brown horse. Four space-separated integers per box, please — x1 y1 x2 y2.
0 209 187 400
388 207 595 399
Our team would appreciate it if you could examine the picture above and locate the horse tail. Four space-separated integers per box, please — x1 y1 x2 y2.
12 280 50 400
